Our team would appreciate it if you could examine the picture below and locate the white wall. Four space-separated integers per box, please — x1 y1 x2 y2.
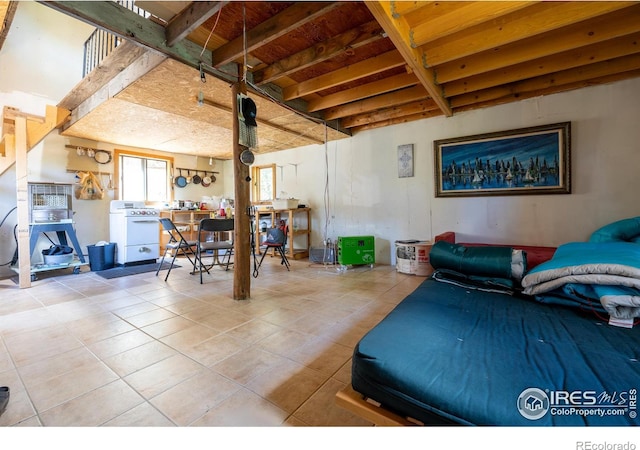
252 77 640 265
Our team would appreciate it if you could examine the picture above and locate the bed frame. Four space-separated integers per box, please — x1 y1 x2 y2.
335 384 419 426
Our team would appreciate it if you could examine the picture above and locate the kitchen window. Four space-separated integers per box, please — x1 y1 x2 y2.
115 150 173 202
251 164 276 203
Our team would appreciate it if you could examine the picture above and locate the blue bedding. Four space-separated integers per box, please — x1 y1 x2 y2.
351 278 640 426
521 242 640 321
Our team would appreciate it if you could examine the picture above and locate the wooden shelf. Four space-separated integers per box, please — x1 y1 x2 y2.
255 207 310 259
159 210 214 252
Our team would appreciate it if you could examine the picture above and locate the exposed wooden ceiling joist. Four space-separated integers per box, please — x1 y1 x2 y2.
365 0 452 117
23 1 640 158
165 1 226 47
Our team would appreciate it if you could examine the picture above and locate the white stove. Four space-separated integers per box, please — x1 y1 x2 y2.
109 201 160 265
110 201 160 217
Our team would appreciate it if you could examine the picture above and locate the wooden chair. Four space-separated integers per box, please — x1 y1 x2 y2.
156 218 199 281
196 218 234 284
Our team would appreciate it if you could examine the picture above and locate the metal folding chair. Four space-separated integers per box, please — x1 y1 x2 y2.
256 222 290 272
156 217 199 281
196 218 234 283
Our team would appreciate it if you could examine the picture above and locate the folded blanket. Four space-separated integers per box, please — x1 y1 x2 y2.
429 241 526 282
521 241 640 320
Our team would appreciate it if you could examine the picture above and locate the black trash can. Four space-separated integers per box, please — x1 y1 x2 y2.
87 243 116 271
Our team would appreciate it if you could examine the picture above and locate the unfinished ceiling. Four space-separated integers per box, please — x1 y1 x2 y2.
30 1 640 159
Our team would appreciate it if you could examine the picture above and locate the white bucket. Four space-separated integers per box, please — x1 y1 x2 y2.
395 240 433 276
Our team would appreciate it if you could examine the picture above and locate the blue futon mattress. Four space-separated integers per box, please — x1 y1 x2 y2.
351 278 640 425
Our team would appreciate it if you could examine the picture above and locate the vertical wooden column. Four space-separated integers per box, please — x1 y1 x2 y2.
14 117 31 288
232 80 251 300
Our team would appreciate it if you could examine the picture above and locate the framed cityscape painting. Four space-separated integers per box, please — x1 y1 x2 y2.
434 122 571 197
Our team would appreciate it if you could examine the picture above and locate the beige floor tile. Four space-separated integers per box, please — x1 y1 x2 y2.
191 387 288 426
28 360 119 412
103 340 178 377
0 308 59 338
150 369 242 425
124 307 177 328
123 354 205 400
257 328 316 358
112 301 160 319
245 359 326 413
192 308 252 332
18 347 100 389
224 318 282 344
39 379 144 426
103 401 176 426
288 336 353 376
0 262 407 427
332 359 353 385
179 333 248 367
0 346 14 373
211 345 288 385
69 315 137 345
292 378 371 426
4 325 84 368
0 387 38 426
159 323 221 351
260 306 309 327
88 328 155 360
141 315 197 339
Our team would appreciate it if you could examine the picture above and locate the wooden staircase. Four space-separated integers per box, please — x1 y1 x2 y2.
0 105 70 176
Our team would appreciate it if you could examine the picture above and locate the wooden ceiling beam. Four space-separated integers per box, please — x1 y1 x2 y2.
424 1 633 67
210 2 341 67
450 53 640 108
444 33 640 98
390 1 430 18
308 72 418 113
200 96 323 145
410 1 534 47
252 20 384 85
0 0 18 52
165 1 226 47
323 84 428 121
351 109 443 133
366 1 451 116
435 5 640 84
283 50 406 100
453 69 640 114
341 98 439 128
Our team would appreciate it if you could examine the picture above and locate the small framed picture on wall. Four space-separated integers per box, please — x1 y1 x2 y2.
398 144 414 178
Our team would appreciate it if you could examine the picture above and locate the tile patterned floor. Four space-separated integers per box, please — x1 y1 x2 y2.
0 256 424 427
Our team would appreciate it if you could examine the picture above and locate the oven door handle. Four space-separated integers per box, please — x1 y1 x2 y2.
131 219 159 224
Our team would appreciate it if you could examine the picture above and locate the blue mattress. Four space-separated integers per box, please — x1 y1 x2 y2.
351 278 640 426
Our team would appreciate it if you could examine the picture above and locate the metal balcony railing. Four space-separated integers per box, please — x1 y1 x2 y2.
82 1 150 77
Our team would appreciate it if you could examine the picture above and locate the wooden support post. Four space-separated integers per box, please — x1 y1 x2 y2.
232 79 251 300
14 117 31 288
